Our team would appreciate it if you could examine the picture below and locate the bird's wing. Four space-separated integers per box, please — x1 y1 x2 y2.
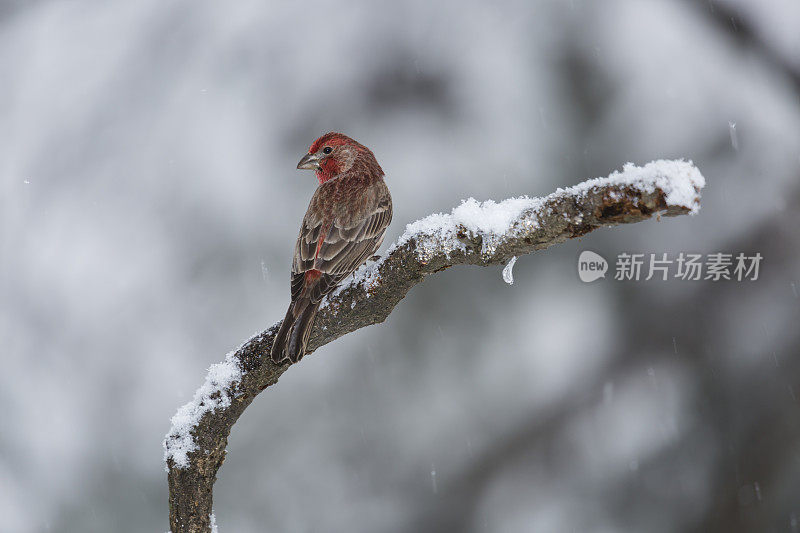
291 179 392 304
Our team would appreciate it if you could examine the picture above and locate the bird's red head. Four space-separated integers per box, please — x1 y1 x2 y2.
296 132 382 184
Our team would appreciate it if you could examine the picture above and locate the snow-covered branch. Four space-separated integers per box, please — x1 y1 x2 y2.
165 159 705 533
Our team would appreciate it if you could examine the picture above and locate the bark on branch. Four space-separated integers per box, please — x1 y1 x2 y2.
164 159 705 532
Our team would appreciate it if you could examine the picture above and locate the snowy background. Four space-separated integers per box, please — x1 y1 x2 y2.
1 1 799 531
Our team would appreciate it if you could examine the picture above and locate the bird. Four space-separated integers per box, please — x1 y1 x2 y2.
270 132 393 364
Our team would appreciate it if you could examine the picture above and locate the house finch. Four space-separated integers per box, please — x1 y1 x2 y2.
271 133 393 363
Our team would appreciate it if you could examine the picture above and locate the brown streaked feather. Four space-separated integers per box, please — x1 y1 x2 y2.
290 272 305 302
293 172 391 283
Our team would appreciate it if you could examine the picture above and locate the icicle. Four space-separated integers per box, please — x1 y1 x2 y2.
502 256 518 285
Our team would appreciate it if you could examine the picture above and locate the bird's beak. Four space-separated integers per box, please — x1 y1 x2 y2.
297 153 321 170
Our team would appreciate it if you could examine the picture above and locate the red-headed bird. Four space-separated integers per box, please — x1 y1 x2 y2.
271 133 392 363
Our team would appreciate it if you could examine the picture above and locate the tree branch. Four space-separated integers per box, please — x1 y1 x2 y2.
164 159 705 533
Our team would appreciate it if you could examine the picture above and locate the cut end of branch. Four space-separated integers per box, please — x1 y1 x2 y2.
560 159 705 214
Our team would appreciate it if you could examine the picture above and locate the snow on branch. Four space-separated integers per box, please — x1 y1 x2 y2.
165 159 705 533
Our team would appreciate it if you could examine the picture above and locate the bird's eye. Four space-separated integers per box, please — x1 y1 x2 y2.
322 146 333 154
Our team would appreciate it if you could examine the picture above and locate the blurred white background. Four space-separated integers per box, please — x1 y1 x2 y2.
1 1 799 531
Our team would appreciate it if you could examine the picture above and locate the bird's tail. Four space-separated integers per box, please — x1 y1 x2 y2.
270 298 320 364
270 305 295 363
287 300 320 363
